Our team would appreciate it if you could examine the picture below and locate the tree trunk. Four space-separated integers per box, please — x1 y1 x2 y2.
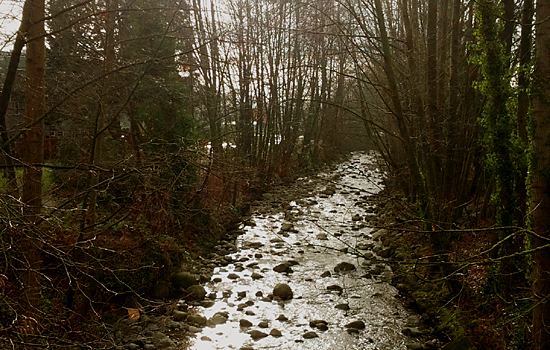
532 1 550 348
20 0 45 332
83 0 117 228
516 0 533 225
373 0 424 202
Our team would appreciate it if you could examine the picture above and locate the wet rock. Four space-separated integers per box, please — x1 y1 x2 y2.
249 330 269 340
276 314 288 322
237 291 247 299
281 223 293 231
334 262 356 272
316 233 328 240
356 242 373 250
172 310 187 322
240 347 254 350
245 310 256 316
273 263 293 273
255 291 263 297
258 321 269 328
240 319 253 327
327 284 343 292
244 242 264 249
188 325 202 333
309 320 328 331
345 320 366 330
186 285 206 301
251 272 264 280
303 331 319 339
201 336 212 341
270 328 282 337
201 300 215 308
210 312 229 325
335 303 350 311
213 277 222 283
151 332 175 348
352 214 362 221
372 229 388 240
270 237 285 243
273 283 293 300
402 327 424 337
320 271 331 278
170 271 198 290
187 314 207 326
166 319 181 329
227 273 240 280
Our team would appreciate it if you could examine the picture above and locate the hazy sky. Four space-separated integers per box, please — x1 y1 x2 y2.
0 0 22 51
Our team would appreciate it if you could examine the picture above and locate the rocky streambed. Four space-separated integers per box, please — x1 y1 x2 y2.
117 152 439 350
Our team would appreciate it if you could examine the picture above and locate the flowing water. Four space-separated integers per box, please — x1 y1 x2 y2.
187 152 416 350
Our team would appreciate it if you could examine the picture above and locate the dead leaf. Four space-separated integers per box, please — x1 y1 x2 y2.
127 308 140 320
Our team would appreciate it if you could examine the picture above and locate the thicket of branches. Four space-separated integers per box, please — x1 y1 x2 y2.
0 0 550 348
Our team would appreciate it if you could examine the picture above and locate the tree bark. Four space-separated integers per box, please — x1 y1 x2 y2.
20 0 45 332
532 1 550 348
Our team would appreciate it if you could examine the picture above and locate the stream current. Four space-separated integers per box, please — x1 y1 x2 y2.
188 152 416 350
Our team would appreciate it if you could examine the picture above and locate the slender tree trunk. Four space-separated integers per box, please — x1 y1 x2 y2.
20 0 45 332
426 0 440 205
532 1 550 348
373 0 424 202
516 0 533 225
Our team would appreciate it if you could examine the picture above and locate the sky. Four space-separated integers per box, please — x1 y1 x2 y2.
0 0 22 51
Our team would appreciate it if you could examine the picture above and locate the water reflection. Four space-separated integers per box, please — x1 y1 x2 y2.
188 152 411 350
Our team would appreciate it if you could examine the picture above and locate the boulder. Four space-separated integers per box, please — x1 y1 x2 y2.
335 303 350 311
170 272 198 290
273 263 293 273
309 320 329 331
240 319 253 327
249 330 268 340
251 272 264 280
345 320 365 330
172 310 187 322
327 284 343 292
187 314 207 326
210 312 228 325
280 223 293 231
273 283 293 300
186 285 206 301
316 233 328 240
334 262 356 272
303 331 319 339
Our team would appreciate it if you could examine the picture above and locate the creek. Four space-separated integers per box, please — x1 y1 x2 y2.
187 151 421 350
